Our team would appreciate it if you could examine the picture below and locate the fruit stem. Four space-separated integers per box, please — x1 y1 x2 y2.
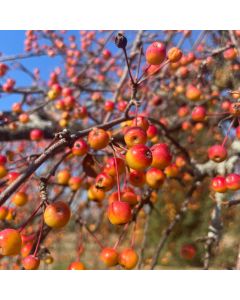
135 45 143 82
111 144 121 202
222 118 235 147
18 201 44 232
33 214 44 257
84 224 104 249
207 112 229 117
137 64 151 83
138 59 170 84
130 221 137 248
123 166 129 190
113 223 129 249
122 47 135 85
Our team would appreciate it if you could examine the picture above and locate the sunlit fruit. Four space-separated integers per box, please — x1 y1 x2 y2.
68 176 82 191
118 248 138 269
88 128 109 150
126 144 152 171
151 143 172 169
44 201 71 228
0 229 22 256
100 247 118 267
208 145 227 163
107 201 132 225
146 42 166 65
146 168 165 189
22 255 40 270
68 261 86 270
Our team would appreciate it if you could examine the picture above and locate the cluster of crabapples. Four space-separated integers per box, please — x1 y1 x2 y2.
5 33 239 269
0 39 189 270
208 144 240 194
0 115 175 269
68 115 176 269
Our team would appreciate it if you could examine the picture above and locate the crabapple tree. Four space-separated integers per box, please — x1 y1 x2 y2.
0 30 240 270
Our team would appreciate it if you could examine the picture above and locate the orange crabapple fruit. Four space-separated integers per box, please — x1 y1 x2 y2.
208 145 227 163
146 167 165 189
68 176 82 191
100 247 119 267
107 201 132 225
126 144 152 171
22 255 40 270
211 176 227 193
151 143 172 170
44 201 71 228
72 139 88 156
0 229 22 256
146 42 166 65
124 126 147 147
95 172 114 192
68 261 86 270
118 248 139 270
87 128 110 150
128 169 146 187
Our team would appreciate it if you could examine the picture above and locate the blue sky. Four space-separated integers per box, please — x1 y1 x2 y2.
0 30 202 111
0 30 63 110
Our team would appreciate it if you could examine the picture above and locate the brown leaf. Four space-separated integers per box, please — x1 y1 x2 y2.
82 154 98 178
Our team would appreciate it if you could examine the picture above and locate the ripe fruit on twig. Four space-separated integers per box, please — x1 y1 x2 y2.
44 201 71 228
211 176 227 193
164 164 179 178
68 261 86 270
0 165 8 179
103 157 125 176
0 206 8 220
12 191 28 207
191 106 206 122
129 169 146 187
57 169 71 185
225 173 240 191
147 124 158 140
180 244 196 260
88 185 105 202
167 47 182 63
124 126 147 147
107 201 132 225
19 113 30 124
151 143 172 169
22 255 40 270
95 172 114 192
0 155 7 165
146 168 165 189
100 247 118 267
224 47 237 60
7 171 20 183
21 243 33 258
186 85 201 101
126 144 152 171
68 176 82 191
104 100 114 112
208 145 227 163
30 129 44 141
118 248 138 269
146 42 166 65
88 128 109 150
108 191 122 205
72 139 88 156
0 229 22 256
121 189 138 206
131 116 149 131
